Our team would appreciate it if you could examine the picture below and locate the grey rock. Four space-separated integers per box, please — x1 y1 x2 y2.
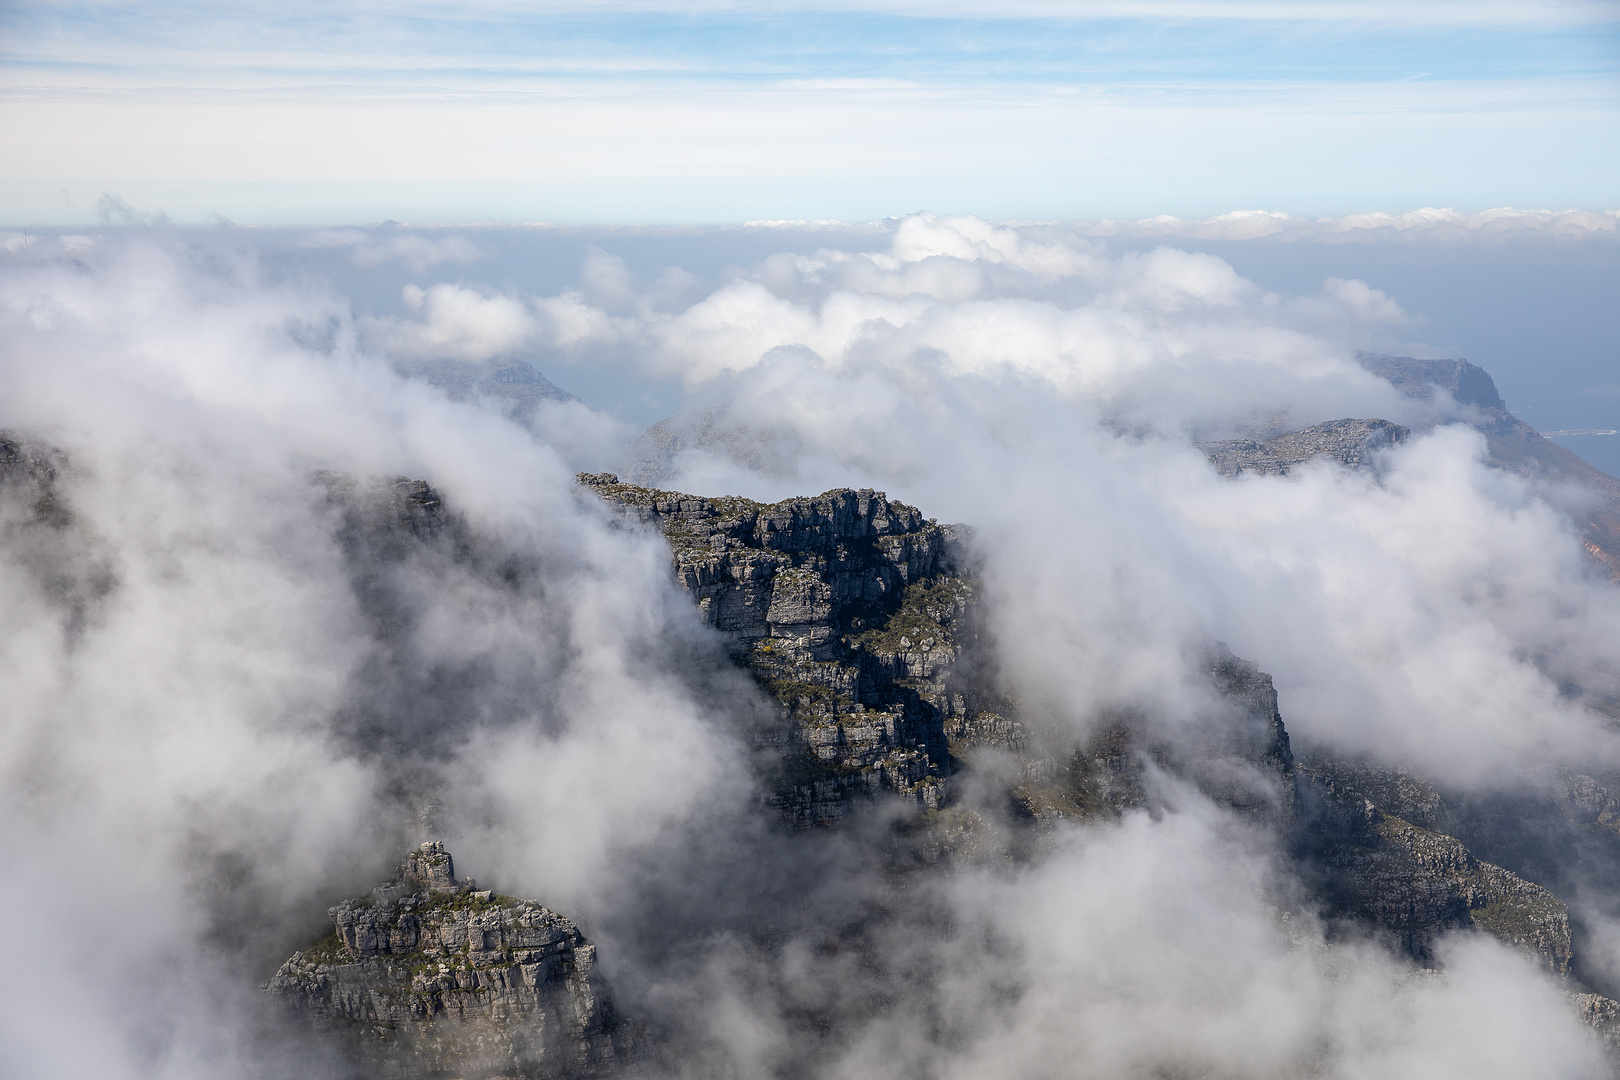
1201 417 1409 477
265 845 630 1079
317 471 448 544
403 841 458 892
577 474 1300 836
577 473 964 824
1299 758 1573 973
1357 354 1507 412
1571 993 1620 1056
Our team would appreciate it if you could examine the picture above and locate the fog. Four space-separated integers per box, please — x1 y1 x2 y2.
1 215 1618 1077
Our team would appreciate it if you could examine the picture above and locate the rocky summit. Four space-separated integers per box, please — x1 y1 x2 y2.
263 841 630 1079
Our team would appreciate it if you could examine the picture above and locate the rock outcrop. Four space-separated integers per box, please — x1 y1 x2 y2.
970 647 1299 845
577 473 974 824
265 842 628 1079
1201 418 1409 477
577 474 1304 838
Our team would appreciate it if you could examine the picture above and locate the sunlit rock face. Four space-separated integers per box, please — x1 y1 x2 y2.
1296 762 1574 973
574 470 1600 988
264 842 630 1080
577 473 966 824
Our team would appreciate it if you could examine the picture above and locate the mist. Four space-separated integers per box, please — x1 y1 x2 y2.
2 215 1618 1078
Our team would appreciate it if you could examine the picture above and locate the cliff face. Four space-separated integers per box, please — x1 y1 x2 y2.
1297 761 1573 972
576 473 969 824
264 842 628 1079
576 475 1308 845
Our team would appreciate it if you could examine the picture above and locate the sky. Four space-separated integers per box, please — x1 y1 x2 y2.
2 0 1618 224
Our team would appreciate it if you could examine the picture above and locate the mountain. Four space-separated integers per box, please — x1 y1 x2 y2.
12 343 1620 1073
395 357 579 420
1358 353 1620 578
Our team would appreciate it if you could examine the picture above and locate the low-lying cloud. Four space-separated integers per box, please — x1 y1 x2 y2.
2 214 1617 1077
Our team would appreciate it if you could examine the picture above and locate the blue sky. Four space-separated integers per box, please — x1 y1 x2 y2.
2 1 1618 223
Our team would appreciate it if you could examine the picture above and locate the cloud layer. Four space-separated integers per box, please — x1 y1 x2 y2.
2 217 1618 1076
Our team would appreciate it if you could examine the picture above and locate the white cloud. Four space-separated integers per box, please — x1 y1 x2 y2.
361 282 538 361
3 220 1617 1076
303 228 482 271
1074 207 1620 243
523 213 1620 787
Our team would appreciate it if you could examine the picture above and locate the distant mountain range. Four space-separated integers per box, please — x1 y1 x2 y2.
395 357 578 420
1356 353 1620 579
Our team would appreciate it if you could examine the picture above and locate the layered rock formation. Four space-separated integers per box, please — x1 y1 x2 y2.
576 469 1593 985
264 842 628 1079
576 473 972 824
1298 759 1573 972
955 648 1298 835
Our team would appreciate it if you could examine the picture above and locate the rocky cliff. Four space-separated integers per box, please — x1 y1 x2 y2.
1297 759 1573 972
264 842 629 1079
576 473 972 824
575 469 1597 986
575 474 1312 851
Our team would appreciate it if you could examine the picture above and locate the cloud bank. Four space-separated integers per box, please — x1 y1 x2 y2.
1 216 1618 1076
